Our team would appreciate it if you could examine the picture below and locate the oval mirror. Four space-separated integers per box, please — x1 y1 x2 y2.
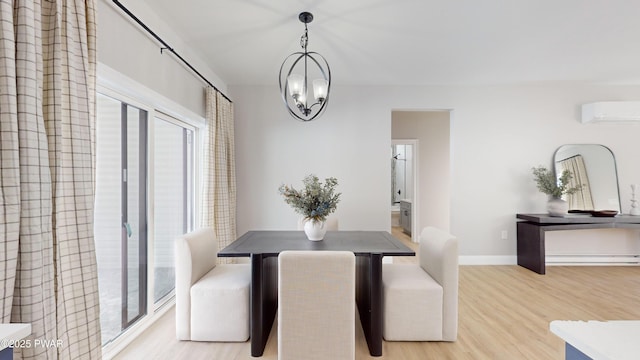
553 144 621 213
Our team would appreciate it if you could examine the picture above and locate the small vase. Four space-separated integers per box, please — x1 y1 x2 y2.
303 219 327 241
547 197 568 217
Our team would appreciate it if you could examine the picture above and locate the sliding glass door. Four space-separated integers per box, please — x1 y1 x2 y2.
95 94 148 344
153 116 195 304
95 92 196 346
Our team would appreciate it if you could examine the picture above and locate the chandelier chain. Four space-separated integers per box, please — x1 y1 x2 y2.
300 24 308 52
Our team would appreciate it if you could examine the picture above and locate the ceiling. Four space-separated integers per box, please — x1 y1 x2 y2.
141 0 640 87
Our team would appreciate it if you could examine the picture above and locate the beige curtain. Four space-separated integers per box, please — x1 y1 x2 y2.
0 0 101 359
559 155 594 210
201 87 236 263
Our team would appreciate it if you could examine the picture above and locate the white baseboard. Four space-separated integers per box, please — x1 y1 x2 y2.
546 254 640 265
458 256 517 265
457 255 640 266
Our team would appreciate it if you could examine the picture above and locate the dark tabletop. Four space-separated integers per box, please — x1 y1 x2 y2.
218 230 416 257
517 213 640 224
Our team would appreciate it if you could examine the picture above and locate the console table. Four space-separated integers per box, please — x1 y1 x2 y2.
516 214 640 274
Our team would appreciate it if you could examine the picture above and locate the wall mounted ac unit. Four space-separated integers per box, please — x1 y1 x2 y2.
581 101 640 123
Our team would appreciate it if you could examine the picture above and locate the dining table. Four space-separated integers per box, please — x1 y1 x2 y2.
218 230 415 357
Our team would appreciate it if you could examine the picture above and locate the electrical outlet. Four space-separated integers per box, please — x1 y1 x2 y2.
501 230 508 240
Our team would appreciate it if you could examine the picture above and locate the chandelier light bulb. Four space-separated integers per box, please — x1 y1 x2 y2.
313 79 328 102
298 93 307 107
287 74 304 98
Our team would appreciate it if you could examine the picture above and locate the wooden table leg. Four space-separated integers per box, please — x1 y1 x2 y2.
517 222 546 274
356 253 383 356
250 254 278 357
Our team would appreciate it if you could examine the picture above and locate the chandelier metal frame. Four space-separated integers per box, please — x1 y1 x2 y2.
279 12 331 122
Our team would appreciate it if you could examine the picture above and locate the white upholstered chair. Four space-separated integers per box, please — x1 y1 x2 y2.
382 226 459 341
278 251 355 360
175 227 251 341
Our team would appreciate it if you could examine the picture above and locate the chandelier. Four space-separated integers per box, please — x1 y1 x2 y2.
279 12 331 121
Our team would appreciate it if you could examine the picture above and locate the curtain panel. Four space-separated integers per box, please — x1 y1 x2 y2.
0 0 101 359
201 87 236 263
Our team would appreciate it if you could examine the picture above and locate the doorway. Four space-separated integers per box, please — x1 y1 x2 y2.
391 110 451 241
391 139 418 241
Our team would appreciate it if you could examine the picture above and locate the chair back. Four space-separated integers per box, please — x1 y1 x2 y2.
175 227 218 340
418 226 459 341
176 227 218 284
278 250 355 360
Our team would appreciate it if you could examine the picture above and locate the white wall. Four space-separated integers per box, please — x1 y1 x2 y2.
231 83 640 259
97 0 227 117
232 86 390 233
96 0 640 260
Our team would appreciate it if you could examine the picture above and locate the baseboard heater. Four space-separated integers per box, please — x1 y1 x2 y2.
546 254 640 266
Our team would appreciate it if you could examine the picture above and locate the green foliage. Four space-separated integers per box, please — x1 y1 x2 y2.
531 166 582 198
278 174 341 222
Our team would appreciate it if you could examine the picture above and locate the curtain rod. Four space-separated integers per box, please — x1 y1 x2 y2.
111 0 232 103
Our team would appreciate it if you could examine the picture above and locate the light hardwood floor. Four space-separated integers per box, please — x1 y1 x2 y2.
113 231 640 359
